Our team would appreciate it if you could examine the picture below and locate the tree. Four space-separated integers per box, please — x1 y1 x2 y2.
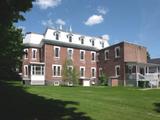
0 0 34 80
99 72 108 86
62 59 79 86
147 51 151 61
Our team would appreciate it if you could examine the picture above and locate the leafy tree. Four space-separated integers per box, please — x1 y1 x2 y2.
62 59 79 86
99 72 108 86
0 0 34 80
147 51 151 61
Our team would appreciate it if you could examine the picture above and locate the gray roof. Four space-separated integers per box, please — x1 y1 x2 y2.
148 58 160 64
24 39 99 51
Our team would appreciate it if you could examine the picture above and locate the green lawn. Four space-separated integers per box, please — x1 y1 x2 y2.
0 81 160 120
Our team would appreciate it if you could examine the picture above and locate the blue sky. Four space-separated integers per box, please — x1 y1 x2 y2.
16 0 160 58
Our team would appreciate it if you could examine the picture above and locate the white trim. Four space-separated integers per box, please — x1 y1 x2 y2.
91 51 96 62
52 64 62 77
54 81 60 86
104 50 109 60
115 46 120 58
80 66 85 78
91 67 96 78
24 48 28 59
32 48 37 60
67 48 73 60
80 50 85 61
24 65 28 77
115 65 120 77
54 46 60 58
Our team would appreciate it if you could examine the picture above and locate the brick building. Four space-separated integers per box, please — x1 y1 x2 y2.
22 28 109 85
22 28 160 87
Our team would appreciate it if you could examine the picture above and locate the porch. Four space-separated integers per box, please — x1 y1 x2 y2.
125 62 160 88
23 62 45 85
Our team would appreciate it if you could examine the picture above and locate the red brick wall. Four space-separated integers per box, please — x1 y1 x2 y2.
124 42 147 63
44 44 97 82
97 42 147 85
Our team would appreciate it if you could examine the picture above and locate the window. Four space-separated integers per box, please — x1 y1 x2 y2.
91 52 96 61
54 47 60 58
54 81 60 86
32 49 37 59
91 67 96 78
52 65 61 77
68 66 73 72
67 48 73 59
102 42 104 48
80 50 85 60
80 67 85 77
69 36 72 42
24 49 28 59
115 65 120 76
55 33 59 40
24 65 28 76
115 46 120 58
32 65 44 75
81 38 84 44
105 50 109 60
91 40 95 46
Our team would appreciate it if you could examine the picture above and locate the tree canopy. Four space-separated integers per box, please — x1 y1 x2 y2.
0 0 34 80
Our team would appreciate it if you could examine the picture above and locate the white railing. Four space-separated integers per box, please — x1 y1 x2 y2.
136 73 160 88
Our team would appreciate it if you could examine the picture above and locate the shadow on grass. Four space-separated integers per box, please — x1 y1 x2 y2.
0 81 92 120
154 103 160 113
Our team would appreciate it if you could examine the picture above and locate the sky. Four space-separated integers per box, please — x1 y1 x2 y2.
16 0 160 58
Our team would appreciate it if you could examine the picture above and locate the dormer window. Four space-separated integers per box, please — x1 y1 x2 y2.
90 39 95 46
55 33 59 40
69 36 72 42
81 38 84 44
79 36 85 44
53 31 60 40
102 42 104 48
67 34 73 42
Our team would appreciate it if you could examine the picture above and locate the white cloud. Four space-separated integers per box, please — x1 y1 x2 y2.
56 19 66 25
97 7 107 15
102 34 110 41
41 19 54 27
34 0 61 9
85 15 104 26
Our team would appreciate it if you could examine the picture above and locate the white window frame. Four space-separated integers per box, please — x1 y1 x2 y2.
67 48 73 60
54 46 60 58
115 46 120 58
52 64 62 77
54 81 60 86
68 35 72 42
24 65 28 77
115 65 120 77
32 48 37 59
80 66 85 78
91 51 96 61
105 50 109 60
24 49 28 59
91 40 95 46
31 65 44 76
80 50 85 61
91 67 96 78
80 38 84 44
55 33 59 40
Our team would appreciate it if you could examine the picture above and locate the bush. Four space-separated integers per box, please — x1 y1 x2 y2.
138 81 149 88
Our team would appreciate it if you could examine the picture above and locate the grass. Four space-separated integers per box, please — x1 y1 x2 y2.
1 81 160 120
